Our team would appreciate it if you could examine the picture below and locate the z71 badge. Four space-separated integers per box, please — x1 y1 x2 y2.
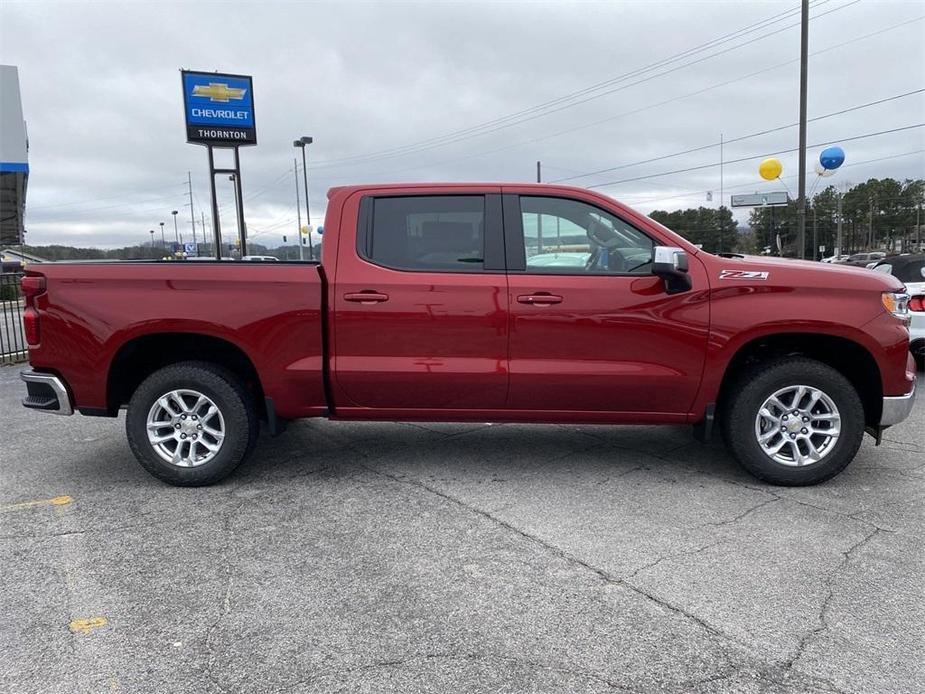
719 269 770 280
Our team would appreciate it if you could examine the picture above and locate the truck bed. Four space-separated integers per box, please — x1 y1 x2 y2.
25 261 327 420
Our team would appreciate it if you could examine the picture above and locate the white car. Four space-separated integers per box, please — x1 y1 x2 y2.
241 255 280 262
872 254 925 370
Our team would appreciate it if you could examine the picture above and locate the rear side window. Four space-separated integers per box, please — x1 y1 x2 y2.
893 260 925 283
364 196 485 272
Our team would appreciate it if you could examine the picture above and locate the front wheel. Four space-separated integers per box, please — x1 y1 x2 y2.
126 362 257 486
721 357 865 486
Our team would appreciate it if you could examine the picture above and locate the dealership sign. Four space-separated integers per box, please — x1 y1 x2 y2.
181 70 256 146
730 191 789 208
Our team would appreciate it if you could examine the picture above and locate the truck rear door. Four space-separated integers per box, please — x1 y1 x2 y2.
331 188 509 411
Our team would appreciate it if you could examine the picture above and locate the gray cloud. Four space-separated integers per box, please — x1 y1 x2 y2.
1 0 922 248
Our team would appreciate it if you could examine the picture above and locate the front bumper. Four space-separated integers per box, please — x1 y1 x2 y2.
880 381 916 426
21 370 73 416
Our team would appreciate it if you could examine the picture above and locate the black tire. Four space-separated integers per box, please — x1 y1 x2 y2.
721 357 865 486
126 361 257 486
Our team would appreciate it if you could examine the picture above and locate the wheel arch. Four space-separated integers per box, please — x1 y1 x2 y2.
106 332 265 419
715 332 883 427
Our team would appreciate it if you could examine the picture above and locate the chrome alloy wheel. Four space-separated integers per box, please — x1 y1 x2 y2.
754 385 841 467
146 389 225 467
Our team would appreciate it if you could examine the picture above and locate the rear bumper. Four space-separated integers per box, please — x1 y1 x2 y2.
880 381 915 426
20 370 73 416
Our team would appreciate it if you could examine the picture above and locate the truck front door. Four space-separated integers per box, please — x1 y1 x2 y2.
332 189 509 411
503 191 709 417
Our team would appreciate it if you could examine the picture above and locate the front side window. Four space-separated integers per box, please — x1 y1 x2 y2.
520 196 654 274
366 196 484 272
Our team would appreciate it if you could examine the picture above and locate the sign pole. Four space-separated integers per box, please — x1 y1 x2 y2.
233 147 248 256
181 69 256 261
207 145 223 260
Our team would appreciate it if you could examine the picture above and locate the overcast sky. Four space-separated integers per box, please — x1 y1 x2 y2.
1 0 923 249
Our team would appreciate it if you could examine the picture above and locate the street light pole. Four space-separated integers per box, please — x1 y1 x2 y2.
149 229 155 258
293 157 303 261
293 137 314 261
159 222 166 248
171 210 179 248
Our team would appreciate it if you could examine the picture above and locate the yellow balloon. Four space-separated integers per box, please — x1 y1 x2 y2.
759 158 783 181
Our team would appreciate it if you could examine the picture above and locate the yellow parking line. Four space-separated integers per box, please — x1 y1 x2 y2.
69 617 108 635
0 495 73 513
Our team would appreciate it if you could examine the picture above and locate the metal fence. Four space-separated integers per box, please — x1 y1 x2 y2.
0 272 27 364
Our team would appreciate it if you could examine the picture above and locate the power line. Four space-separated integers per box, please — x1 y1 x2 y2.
309 0 857 169
315 10 921 181
621 150 925 207
551 88 924 184
586 123 925 189
27 183 186 211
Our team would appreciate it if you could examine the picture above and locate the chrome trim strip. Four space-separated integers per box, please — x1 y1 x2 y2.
20 370 73 416
880 382 916 427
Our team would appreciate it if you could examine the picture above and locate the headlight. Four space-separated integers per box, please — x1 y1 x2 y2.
882 292 910 323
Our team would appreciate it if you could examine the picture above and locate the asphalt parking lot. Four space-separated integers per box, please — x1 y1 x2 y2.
1 365 922 694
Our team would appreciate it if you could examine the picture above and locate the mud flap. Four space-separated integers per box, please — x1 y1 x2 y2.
692 403 716 443
864 425 884 445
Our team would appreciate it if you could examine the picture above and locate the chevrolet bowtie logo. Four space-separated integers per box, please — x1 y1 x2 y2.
192 82 247 103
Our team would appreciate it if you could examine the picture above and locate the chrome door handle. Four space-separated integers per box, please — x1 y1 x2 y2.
517 293 563 305
344 292 390 304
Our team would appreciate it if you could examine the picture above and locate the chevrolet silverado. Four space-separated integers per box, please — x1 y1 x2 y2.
20 183 916 486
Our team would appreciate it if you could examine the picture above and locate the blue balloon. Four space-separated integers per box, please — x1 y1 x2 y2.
820 146 845 170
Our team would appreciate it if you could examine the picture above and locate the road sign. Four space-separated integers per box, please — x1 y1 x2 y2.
184 243 198 256
181 70 256 146
730 192 789 208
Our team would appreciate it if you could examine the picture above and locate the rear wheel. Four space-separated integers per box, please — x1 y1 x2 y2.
126 362 257 486
721 357 865 486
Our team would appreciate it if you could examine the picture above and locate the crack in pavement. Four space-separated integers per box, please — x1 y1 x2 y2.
785 526 885 672
625 538 728 580
201 492 249 694
699 496 783 529
352 457 873 693
356 461 762 655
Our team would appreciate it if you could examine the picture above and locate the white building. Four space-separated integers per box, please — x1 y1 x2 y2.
0 65 28 247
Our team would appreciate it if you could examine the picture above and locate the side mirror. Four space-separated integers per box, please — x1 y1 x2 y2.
652 246 692 295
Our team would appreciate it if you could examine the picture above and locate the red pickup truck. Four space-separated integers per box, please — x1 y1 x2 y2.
20 183 916 487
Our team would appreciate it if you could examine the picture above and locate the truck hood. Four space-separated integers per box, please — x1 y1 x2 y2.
710 254 905 292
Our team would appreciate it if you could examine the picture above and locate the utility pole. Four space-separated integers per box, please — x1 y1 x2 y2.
796 0 809 259
719 133 724 253
812 206 817 260
187 171 196 247
868 198 874 250
917 201 922 251
293 157 303 261
536 161 543 251
835 185 844 257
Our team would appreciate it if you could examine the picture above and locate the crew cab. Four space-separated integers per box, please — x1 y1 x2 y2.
20 183 916 486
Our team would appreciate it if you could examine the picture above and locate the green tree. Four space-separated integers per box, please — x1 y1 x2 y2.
648 206 738 253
